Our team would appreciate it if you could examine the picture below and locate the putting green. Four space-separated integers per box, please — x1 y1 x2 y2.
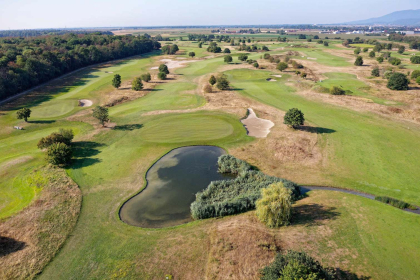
139 113 235 143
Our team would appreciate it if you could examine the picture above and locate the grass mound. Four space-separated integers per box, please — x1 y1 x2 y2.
191 155 300 220
375 196 417 210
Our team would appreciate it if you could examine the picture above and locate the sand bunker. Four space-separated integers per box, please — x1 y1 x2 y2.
78 99 93 107
272 75 282 78
150 58 198 70
241 108 274 138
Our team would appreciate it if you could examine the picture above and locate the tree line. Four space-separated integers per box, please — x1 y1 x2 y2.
0 33 161 101
0 30 113 38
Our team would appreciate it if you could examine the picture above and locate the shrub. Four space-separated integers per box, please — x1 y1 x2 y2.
223 48 231 53
158 71 167 80
92 106 109 126
253 62 259 68
330 86 345 95
375 196 415 210
203 84 212 93
256 183 292 228
411 70 420 80
354 48 361 55
112 74 121 89
260 250 336 280
209 75 216 86
216 74 230 90
140 73 151 82
262 45 269 51
238 54 248 61
158 64 169 74
369 51 376 58
16 108 31 122
354 56 363 66
264 53 271 59
224 55 233 63
188 51 195 58
387 73 409 90
371 67 380 77
389 57 401 66
410 56 420 64
131 77 143 91
284 108 305 129
417 76 420 85
398 45 406 54
46 143 72 166
291 60 303 69
363 47 369 52
383 70 393 79
217 154 251 174
323 41 329 47
377 57 384 63
277 62 288 72
207 42 222 53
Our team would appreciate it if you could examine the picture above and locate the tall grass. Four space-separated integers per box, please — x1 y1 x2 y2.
375 196 417 210
191 156 300 219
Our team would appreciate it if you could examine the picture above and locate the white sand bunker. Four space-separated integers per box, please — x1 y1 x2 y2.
78 99 93 107
266 78 277 82
307 57 317 60
241 108 274 138
272 75 282 78
150 58 198 70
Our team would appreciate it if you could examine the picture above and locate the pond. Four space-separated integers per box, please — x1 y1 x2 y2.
119 146 232 228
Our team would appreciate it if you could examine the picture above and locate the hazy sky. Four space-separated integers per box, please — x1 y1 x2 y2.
1 0 420 30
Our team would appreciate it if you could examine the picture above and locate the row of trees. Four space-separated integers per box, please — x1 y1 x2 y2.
0 33 161 101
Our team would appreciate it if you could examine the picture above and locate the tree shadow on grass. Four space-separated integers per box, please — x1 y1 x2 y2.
112 124 143 131
292 203 340 226
0 236 26 257
29 120 56 124
335 268 371 280
298 125 336 134
70 141 104 169
143 88 163 92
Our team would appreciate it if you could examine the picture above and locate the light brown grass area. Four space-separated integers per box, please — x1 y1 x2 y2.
0 166 81 280
205 213 278 280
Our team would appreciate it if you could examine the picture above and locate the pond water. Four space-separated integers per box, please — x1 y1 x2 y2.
119 146 232 228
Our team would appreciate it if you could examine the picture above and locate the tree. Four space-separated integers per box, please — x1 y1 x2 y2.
224 55 233 63
354 47 361 55
277 62 288 72
46 143 72 166
262 45 269 51
410 56 420 64
363 47 369 52
188 52 195 58
223 48 231 53
389 57 401 66
256 182 292 228
301 72 307 79
112 74 121 89
377 57 384 63
313 35 319 39
323 41 329 47
411 70 420 80
16 108 31 122
209 75 217 86
387 73 409 90
140 73 151 82
330 86 345 95
238 54 248 61
203 84 212 93
216 74 230 90
158 71 167 80
158 64 169 74
284 108 305 128
354 56 363 66
263 53 271 59
398 45 406 54
92 106 109 126
198 42 203 48
416 76 420 85
369 51 376 58
371 67 380 77
295 70 301 76
131 77 143 91
253 62 259 68
58 128 74 145
37 129 74 150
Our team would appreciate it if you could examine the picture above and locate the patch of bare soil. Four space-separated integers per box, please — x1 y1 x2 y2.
0 167 81 280
241 108 274 138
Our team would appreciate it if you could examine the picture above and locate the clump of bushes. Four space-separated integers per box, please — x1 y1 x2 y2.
375 196 417 210
190 156 300 220
371 67 380 77
410 56 420 64
387 72 409 91
260 250 336 280
330 86 345 95
388 57 402 66
38 129 74 166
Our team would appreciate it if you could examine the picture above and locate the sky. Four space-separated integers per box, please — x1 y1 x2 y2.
1 0 420 30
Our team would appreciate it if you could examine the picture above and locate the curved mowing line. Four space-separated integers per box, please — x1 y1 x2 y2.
300 186 420 215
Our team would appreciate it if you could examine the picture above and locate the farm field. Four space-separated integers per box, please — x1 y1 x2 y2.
2 31 420 280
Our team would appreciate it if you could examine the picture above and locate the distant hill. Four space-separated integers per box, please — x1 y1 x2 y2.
344 9 420 26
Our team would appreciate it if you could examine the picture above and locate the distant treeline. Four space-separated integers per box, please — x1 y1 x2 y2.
388 33 420 49
0 33 160 101
0 29 113 38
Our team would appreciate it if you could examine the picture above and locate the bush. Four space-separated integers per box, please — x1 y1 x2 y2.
369 51 376 58
377 57 384 63
411 70 420 80
46 143 72 166
371 67 380 77
387 73 409 90
260 250 336 280
131 77 143 91
158 71 167 80
410 56 420 64
188 51 195 58
224 55 233 63
92 106 109 126
140 73 151 82
417 76 420 85
203 84 212 93
256 183 292 227
238 54 248 61
277 62 288 72
209 75 216 86
323 41 329 47
264 53 271 59
375 196 415 210
158 64 169 74
253 62 259 68
223 48 231 53
330 86 345 95
389 57 401 66
284 108 305 129
383 70 393 79
190 156 300 220
354 48 361 55
354 56 363 66
216 74 230 90
363 47 369 52
112 74 121 89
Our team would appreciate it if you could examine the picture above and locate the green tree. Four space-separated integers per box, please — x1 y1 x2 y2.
131 77 143 91
363 47 369 52
188 52 195 58
198 42 203 48
295 70 301 76
262 45 269 51
330 86 345 95
16 108 31 122
323 41 329 47
112 74 121 89
256 182 292 228
140 73 151 82
209 75 216 86
238 54 248 61
371 67 380 77
277 62 288 72
411 70 420 80
369 51 376 58
354 47 361 55
410 56 420 64
389 57 401 66
284 108 305 128
92 106 109 126
46 143 72 166
158 64 169 74
387 73 409 90
301 72 307 79
377 57 384 63
354 56 364 66
416 76 420 85
398 45 406 54
224 55 233 63
223 48 231 53
216 74 230 90
253 62 259 68
158 71 167 80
